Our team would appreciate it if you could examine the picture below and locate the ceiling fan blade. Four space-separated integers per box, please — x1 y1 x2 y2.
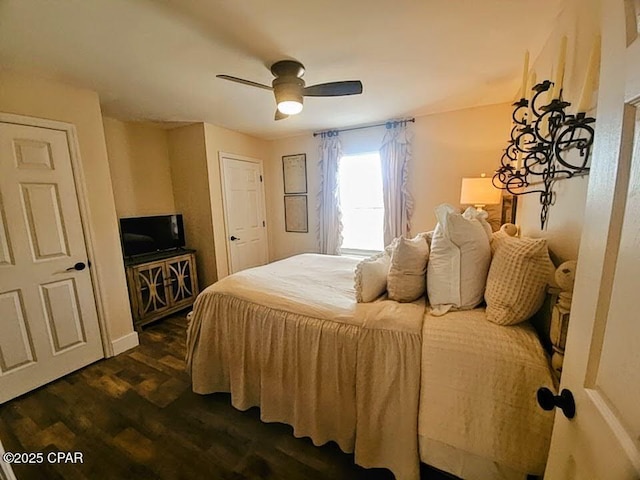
275 109 289 121
303 81 363 97
216 75 273 91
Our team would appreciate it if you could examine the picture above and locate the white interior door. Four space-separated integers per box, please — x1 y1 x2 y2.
220 155 268 274
0 121 103 403
544 1 640 477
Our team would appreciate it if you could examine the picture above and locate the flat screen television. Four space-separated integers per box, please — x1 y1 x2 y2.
119 214 185 257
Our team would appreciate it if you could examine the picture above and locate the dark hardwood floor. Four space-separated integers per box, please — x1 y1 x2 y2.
0 314 456 480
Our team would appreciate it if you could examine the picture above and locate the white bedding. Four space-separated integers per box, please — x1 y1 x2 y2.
419 308 556 478
186 254 425 480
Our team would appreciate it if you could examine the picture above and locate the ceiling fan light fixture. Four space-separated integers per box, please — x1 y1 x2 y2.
277 100 303 115
217 59 363 121
274 80 304 115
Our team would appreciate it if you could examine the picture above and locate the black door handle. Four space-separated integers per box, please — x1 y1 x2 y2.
230 236 240 241
537 387 576 419
66 262 87 272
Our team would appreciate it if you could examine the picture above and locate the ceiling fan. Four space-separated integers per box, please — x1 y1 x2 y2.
217 60 363 120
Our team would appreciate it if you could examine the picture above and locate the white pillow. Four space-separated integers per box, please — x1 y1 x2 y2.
354 252 391 303
462 207 493 241
427 203 492 315
387 235 430 302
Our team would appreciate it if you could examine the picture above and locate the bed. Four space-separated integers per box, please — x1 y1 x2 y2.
186 253 555 480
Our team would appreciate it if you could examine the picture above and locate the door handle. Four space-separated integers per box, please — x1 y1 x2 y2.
230 236 240 241
537 387 576 419
66 262 87 272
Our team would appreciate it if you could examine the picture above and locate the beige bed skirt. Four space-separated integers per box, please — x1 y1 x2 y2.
187 292 423 480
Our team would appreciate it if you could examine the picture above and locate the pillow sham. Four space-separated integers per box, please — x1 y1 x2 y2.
485 236 552 325
387 235 430 303
427 203 492 315
462 207 493 241
354 251 391 303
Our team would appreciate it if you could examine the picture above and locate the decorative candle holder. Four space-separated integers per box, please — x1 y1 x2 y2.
493 80 595 229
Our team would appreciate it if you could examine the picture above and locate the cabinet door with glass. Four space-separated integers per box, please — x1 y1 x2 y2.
166 253 198 309
131 260 171 319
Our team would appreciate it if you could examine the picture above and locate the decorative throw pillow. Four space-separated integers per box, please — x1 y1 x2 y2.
354 251 391 303
427 204 492 315
416 230 434 248
384 236 401 256
387 235 430 303
485 236 552 325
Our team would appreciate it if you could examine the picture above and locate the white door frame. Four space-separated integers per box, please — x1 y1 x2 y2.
0 112 112 356
218 152 269 274
0 439 17 480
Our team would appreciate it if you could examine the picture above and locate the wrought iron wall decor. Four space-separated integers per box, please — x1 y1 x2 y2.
493 80 595 229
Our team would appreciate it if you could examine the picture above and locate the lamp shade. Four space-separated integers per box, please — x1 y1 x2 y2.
460 177 501 206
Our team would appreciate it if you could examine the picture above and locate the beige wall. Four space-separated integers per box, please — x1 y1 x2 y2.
167 123 214 289
0 70 135 344
266 103 512 261
267 134 320 261
167 122 269 287
410 104 512 232
516 0 601 262
103 117 175 217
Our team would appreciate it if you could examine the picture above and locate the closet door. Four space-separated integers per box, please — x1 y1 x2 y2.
220 154 268 274
0 121 103 404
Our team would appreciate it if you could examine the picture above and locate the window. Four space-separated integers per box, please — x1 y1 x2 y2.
338 152 384 252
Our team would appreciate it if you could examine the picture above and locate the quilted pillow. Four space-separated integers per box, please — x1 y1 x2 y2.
427 204 492 315
354 251 391 303
387 235 430 302
485 236 552 325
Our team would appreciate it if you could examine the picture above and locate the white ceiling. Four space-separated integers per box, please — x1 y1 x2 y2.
0 0 565 140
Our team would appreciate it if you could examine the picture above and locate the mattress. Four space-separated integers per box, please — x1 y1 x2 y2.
419 308 556 478
186 254 425 480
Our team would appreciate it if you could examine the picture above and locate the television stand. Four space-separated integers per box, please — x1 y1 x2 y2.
124 248 199 330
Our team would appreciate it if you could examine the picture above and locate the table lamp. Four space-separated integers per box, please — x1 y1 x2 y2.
460 175 502 211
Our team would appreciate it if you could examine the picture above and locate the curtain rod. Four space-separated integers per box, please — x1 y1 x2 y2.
313 118 415 137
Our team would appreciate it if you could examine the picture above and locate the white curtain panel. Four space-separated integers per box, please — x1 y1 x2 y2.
317 134 344 254
380 123 414 246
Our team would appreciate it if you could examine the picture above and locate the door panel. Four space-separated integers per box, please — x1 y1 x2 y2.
544 1 640 477
221 156 268 274
0 290 35 373
0 121 103 403
13 138 55 170
40 278 86 353
20 183 69 260
134 262 170 317
0 196 13 266
167 256 195 306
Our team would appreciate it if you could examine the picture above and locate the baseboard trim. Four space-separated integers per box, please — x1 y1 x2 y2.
111 331 139 356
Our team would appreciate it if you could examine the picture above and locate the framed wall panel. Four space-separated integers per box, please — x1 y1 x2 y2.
284 195 308 233
282 154 307 194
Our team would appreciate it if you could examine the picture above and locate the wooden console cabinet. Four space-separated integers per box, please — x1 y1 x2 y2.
124 249 199 329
